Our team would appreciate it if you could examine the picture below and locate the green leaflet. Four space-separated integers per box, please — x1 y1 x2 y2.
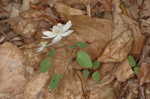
128 55 137 67
48 48 56 57
48 74 63 91
76 51 93 68
40 57 52 72
82 70 90 79
92 72 100 81
93 61 101 69
133 66 140 74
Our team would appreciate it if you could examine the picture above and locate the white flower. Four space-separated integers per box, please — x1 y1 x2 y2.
42 20 73 45
37 42 48 52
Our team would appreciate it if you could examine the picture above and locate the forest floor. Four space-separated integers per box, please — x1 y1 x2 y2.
0 0 150 99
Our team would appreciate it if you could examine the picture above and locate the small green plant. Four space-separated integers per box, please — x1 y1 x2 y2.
76 51 93 68
48 74 63 91
128 55 140 74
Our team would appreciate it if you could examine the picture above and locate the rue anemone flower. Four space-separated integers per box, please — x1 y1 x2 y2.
42 20 73 45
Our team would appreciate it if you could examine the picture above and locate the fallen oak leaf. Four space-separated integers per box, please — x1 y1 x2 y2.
98 30 133 63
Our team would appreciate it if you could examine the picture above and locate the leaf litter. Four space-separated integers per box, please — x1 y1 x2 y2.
0 0 150 99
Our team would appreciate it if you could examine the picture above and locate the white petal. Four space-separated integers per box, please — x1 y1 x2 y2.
52 23 63 33
42 31 56 38
63 20 72 32
51 36 62 44
61 30 73 37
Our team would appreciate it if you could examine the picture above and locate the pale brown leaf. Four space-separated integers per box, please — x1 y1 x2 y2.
114 59 134 82
98 0 133 63
0 42 26 95
55 3 85 16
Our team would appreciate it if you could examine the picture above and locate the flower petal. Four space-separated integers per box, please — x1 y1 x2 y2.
51 36 62 44
52 23 63 33
61 30 74 37
42 31 56 38
63 20 72 32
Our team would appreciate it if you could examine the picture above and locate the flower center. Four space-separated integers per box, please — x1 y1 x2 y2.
54 29 62 34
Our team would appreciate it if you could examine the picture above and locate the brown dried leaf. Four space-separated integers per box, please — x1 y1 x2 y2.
114 59 134 82
122 16 145 56
139 63 150 85
98 0 133 63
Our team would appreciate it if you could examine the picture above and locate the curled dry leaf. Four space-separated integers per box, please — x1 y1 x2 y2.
98 30 133 63
0 42 26 96
24 73 49 99
114 59 134 82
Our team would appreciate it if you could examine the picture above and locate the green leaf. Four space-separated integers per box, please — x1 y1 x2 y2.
92 72 100 81
76 51 93 68
82 70 90 79
48 48 56 57
48 74 63 91
40 57 52 72
93 61 101 69
76 42 88 48
133 67 140 74
128 55 137 67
